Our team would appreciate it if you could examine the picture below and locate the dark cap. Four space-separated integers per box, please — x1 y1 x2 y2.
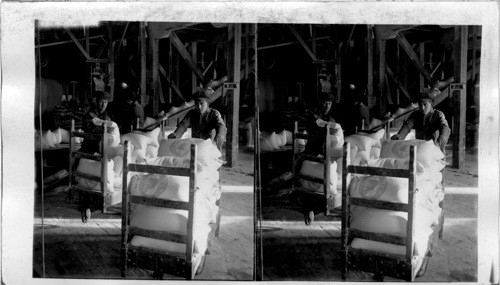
193 89 212 101
418 92 434 102
98 91 111 101
320 92 335 102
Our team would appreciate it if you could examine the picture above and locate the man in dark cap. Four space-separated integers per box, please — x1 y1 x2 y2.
303 92 339 156
168 88 227 148
391 92 451 151
121 86 145 133
343 83 370 136
80 91 113 154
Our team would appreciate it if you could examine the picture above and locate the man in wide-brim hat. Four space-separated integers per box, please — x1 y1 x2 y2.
168 88 227 148
391 91 451 151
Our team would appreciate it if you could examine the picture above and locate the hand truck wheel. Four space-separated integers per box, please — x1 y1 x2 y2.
81 208 91 223
305 210 314 225
196 255 206 275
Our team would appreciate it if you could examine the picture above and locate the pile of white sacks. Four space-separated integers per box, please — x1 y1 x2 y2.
75 121 221 263
35 128 84 149
344 129 446 262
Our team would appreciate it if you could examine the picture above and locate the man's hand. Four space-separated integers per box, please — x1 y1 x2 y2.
167 133 177 139
316 119 327 127
214 136 224 149
391 134 400 140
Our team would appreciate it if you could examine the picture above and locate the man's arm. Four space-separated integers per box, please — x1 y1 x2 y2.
170 112 191 138
436 111 451 149
393 113 415 140
135 104 145 129
212 110 227 146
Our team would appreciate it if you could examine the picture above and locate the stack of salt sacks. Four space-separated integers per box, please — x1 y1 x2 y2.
348 138 446 260
128 137 223 267
76 121 121 195
299 123 344 208
35 128 84 150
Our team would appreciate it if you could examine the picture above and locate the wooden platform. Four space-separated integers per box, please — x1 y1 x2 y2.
261 148 478 281
33 150 255 280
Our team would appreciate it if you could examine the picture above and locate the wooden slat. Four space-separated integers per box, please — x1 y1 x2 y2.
186 144 197 279
127 244 186 260
346 165 409 178
121 141 131 275
129 195 189 210
169 31 205 83
295 153 324 164
126 163 191 176
349 229 407 246
73 171 101 182
71 185 101 195
71 132 101 140
294 132 313 140
349 197 409 212
129 226 187 244
73 151 101 161
395 33 433 85
296 173 324 184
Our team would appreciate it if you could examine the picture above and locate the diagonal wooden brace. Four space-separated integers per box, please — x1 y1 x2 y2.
288 25 317 62
395 33 433 86
168 31 205 84
64 28 91 60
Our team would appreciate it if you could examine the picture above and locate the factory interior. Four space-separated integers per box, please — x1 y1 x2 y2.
33 22 483 281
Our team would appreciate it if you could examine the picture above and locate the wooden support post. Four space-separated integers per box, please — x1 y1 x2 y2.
419 42 425 92
225 24 242 167
108 23 115 102
168 40 174 104
377 38 387 116
471 26 478 82
190 42 198 94
140 22 147 106
366 25 374 108
148 24 160 115
85 26 90 55
396 41 400 105
452 26 468 169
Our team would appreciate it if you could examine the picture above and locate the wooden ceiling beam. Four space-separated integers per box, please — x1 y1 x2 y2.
159 64 185 102
168 30 206 84
395 32 433 86
64 28 90 60
385 64 412 101
288 25 317 62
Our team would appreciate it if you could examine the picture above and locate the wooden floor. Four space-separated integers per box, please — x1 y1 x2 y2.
33 150 255 281
261 147 478 282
